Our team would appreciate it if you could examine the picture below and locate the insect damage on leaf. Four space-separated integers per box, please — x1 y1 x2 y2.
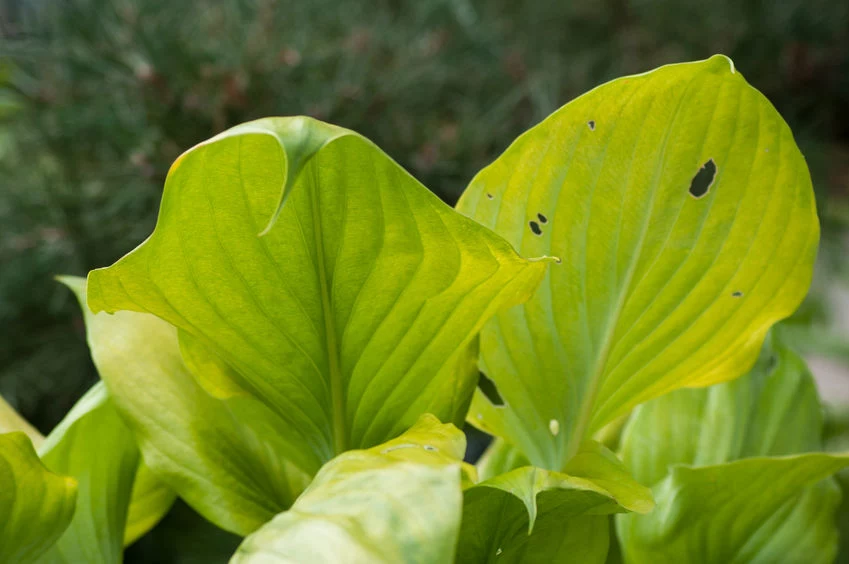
688 158 717 198
529 221 542 235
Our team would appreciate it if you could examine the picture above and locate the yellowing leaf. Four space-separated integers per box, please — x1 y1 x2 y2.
458 55 818 470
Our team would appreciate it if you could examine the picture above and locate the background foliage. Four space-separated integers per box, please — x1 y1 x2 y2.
1 0 848 562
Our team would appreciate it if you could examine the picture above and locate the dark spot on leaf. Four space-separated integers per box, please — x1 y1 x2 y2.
588 120 595 131
486 193 494 200
478 372 505 406
529 221 542 235
537 212 548 224
423 445 438 452
732 291 743 297
689 159 716 199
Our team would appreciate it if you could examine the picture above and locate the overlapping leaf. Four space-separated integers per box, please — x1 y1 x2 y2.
1 383 170 562
64 276 310 536
0 432 76 564
457 441 652 563
457 55 819 470
34 383 141 563
86 117 550 469
233 415 467 564
617 337 849 563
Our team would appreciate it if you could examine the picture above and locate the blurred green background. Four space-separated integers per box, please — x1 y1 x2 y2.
1 0 848 561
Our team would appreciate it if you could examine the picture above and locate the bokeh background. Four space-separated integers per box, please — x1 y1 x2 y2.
1 0 848 561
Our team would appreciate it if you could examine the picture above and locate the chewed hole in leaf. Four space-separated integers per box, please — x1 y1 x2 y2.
478 373 505 407
688 158 717 198
529 221 542 235
423 445 438 452
486 193 494 200
732 291 743 297
588 120 595 130
537 212 548 224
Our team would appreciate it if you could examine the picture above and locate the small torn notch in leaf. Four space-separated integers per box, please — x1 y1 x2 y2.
688 159 716 199
529 221 542 235
478 373 505 407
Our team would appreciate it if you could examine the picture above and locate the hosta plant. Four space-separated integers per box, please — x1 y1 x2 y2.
2 55 847 563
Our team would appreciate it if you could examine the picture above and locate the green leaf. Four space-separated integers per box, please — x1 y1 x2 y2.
233 414 466 564
618 455 849 564
457 441 652 563
617 337 848 563
62 276 311 535
620 336 822 487
123 463 176 547
86 117 549 469
457 55 819 470
35 382 140 564
475 438 530 482
0 432 77 564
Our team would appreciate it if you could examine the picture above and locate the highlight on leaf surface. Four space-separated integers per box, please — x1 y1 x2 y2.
86 116 551 472
617 336 849 563
0 432 77 564
457 55 819 471
62 276 310 536
233 414 467 564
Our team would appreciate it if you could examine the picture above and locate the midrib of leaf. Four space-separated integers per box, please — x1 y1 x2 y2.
565 72 703 463
308 171 347 456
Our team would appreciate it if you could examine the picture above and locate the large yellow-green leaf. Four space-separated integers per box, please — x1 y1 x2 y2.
86 117 549 469
617 337 848 563
457 440 652 563
34 382 141 564
64 276 310 536
0 432 76 564
232 415 467 564
457 55 818 470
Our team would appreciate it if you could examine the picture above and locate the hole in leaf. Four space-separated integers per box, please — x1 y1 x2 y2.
478 372 505 406
732 291 743 297
529 221 542 235
486 193 494 200
688 159 717 199
537 212 548 224
588 120 595 131
423 445 438 452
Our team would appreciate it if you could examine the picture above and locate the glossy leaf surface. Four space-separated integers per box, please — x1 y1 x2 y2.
0 432 76 564
618 338 848 563
86 117 549 470
233 415 466 564
64 276 310 536
457 56 819 469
